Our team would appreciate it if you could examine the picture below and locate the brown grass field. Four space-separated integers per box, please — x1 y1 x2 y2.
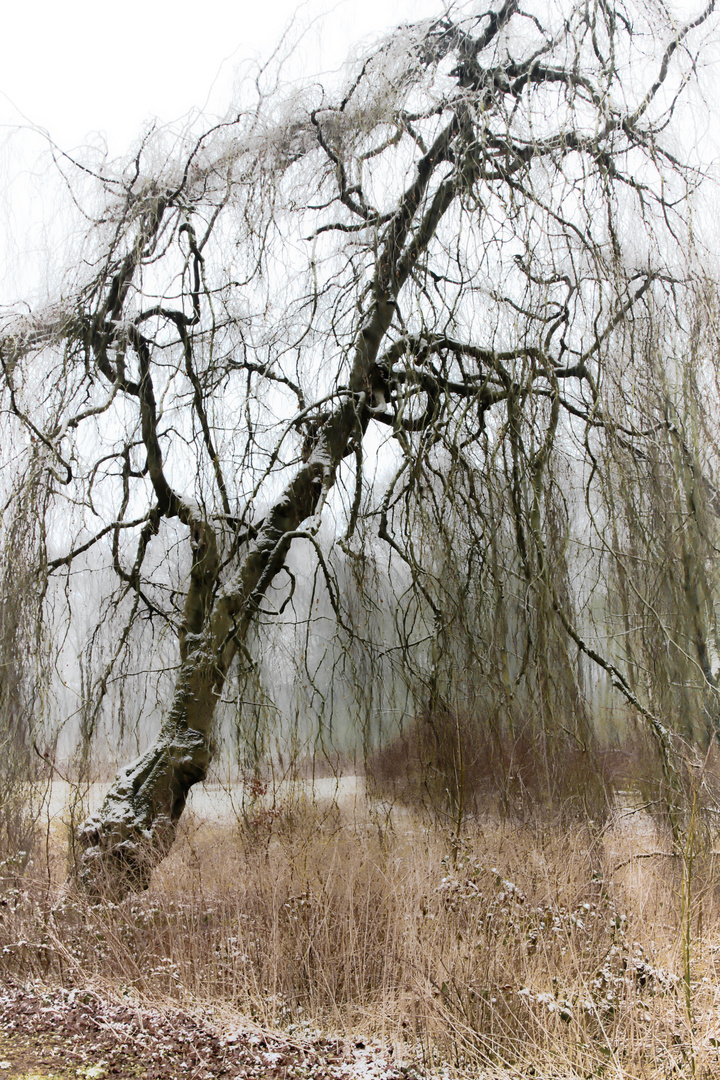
2 780 720 1079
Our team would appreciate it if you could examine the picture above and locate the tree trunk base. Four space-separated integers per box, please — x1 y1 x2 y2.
77 725 210 901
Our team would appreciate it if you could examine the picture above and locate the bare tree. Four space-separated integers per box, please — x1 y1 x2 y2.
1 0 717 895
0 453 53 868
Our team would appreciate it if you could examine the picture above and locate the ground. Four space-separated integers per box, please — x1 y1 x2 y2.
0 984 418 1080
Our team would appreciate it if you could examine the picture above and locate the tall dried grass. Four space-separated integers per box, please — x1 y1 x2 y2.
2 787 720 1077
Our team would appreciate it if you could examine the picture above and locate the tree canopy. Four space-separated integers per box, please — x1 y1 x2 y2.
2 0 720 896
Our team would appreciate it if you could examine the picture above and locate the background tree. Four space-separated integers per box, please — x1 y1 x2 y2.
0 453 53 869
1 0 718 896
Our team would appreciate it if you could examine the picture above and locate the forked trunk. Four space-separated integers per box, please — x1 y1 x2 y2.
78 400 360 898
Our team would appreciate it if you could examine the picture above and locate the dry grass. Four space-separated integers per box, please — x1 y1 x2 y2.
2 790 720 1078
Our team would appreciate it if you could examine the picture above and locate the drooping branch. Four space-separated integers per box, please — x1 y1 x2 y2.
0 0 711 894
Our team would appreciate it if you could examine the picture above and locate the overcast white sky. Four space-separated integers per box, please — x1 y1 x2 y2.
0 0 442 156
0 0 445 301
1 0 717 304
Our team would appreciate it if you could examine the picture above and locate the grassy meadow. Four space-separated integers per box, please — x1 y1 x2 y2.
2 774 720 1079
